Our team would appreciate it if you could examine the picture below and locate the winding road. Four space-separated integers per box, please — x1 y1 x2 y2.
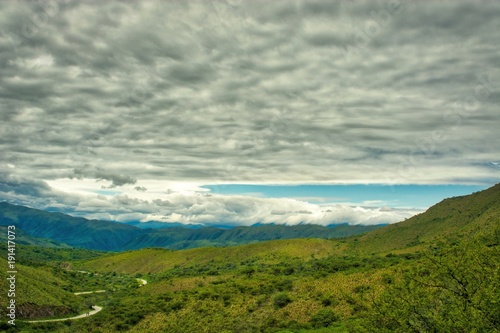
26 290 105 323
73 290 106 295
26 305 103 323
26 277 146 322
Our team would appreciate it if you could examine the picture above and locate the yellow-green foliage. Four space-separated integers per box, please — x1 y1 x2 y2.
115 263 400 333
0 259 87 321
80 238 346 275
361 233 500 332
0 259 79 307
127 312 170 333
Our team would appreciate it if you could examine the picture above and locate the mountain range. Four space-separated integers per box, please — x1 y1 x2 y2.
0 202 382 251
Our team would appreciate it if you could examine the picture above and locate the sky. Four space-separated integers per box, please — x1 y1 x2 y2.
0 0 499 226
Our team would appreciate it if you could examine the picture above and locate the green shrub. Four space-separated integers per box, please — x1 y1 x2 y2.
320 295 338 307
273 292 292 309
170 301 184 311
353 285 371 294
275 279 293 292
310 308 339 328
381 273 393 285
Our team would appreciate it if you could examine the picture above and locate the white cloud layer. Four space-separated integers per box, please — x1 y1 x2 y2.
0 174 420 225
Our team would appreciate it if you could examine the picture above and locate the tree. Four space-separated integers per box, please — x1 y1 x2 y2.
363 233 500 332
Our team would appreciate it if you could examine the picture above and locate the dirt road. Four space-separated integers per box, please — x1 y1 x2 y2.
26 306 103 323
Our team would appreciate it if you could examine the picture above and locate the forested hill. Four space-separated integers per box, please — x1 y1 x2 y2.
121 223 383 250
0 202 141 251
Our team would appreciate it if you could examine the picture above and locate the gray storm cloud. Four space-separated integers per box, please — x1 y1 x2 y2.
73 167 137 188
0 0 498 224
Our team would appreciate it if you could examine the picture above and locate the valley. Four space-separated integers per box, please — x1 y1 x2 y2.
0 184 499 332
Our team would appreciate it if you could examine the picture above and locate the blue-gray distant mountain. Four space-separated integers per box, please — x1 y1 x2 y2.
0 202 142 251
0 202 383 251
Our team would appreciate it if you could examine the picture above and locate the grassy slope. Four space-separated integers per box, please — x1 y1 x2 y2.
79 238 347 274
127 268 391 333
72 243 406 333
0 225 106 264
0 258 87 319
351 183 500 254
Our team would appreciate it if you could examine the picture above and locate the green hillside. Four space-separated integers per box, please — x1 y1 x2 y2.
0 226 106 265
77 238 347 275
0 258 141 332
0 259 87 320
0 226 71 248
351 183 500 254
69 184 498 333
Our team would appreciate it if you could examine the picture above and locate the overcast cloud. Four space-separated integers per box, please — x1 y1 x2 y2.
0 0 498 225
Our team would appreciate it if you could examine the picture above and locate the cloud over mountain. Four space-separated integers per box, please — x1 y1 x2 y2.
0 175 418 226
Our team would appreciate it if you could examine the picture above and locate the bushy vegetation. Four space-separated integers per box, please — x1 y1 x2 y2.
360 233 500 332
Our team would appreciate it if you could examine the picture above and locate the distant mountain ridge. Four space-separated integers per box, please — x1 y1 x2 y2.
0 202 141 251
0 225 70 248
0 202 383 251
124 221 207 229
122 223 383 250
